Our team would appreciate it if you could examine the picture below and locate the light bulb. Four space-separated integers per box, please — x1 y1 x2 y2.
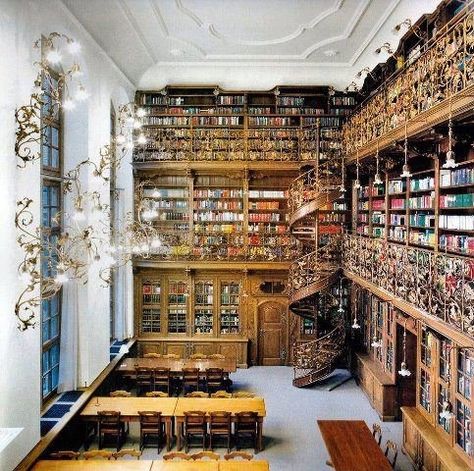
352 318 361 329
373 173 383 185
62 97 76 110
137 133 147 145
136 107 146 117
55 270 69 284
72 208 86 221
116 134 126 145
371 337 382 348
400 163 411 178
75 85 89 101
398 361 411 377
442 150 458 169
67 40 81 54
46 48 62 64
337 304 345 313
151 237 162 249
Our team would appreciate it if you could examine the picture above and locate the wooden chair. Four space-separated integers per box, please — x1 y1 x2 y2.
163 452 193 461
153 367 171 395
135 367 154 396
372 423 382 446
97 410 126 451
224 451 253 460
49 451 80 460
110 390 131 397
163 353 180 359
191 451 220 461
209 411 232 452
183 411 207 452
190 353 208 360
146 391 169 398
144 353 161 358
112 448 142 460
138 411 164 453
233 391 255 398
186 391 209 398
208 353 225 360
211 390 232 398
182 367 200 394
235 411 259 452
385 440 398 468
83 450 114 460
205 367 224 392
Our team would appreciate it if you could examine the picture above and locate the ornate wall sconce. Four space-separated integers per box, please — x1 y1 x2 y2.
374 42 394 55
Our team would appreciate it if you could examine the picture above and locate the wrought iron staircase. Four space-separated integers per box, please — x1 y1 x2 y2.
288 158 347 388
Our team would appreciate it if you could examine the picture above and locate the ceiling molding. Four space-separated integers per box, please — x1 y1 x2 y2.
153 61 350 68
348 0 402 66
175 0 205 28
207 0 343 46
57 0 136 89
117 0 157 64
149 0 169 36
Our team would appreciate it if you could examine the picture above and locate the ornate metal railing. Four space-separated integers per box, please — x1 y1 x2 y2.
292 311 345 386
288 238 341 302
342 233 474 336
342 4 474 156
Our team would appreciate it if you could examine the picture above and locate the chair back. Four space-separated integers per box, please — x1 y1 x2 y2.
184 410 206 430
112 448 141 460
144 353 161 358
384 440 398 468
233 391 255 398
98 410 122 429
236 411 258 431
163 452 193 461
190 353 207 359
209 411 231 431
206 367 224 386
138 411 162 427
154 367 171 382
146 391 169 397
49 451 80 460
224 451 253 461
191 451 220 461
110 390 131 397
372 423 382 446
186 391 208 398
83 450 114 460
211 390 232 398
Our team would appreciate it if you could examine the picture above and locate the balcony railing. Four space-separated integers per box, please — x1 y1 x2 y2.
342 233 474 336
342 4 474 157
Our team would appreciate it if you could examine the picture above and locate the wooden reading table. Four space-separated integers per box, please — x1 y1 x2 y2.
318 420 392 471
80 397 178 450
117 358 237 375
32 461 153 470
174 397 266 452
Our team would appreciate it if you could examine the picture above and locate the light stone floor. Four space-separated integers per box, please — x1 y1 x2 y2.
90 366 414 470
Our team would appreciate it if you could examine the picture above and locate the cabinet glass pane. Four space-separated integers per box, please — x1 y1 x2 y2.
421 328 432 367
420 369 431 412
456 400 472 455
220 282 240 334
142 281 161 333
457 349 473 400
437 384 451 433
168 280 187 333
194 281 213 334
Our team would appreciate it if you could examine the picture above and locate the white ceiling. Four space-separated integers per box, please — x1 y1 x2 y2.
60 0 441 90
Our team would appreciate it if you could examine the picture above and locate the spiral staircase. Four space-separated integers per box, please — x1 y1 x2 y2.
288 163 347 388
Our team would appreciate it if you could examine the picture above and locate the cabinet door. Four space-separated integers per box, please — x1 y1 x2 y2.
373 379 384 412
193 343 216 356
220 343 240 362
165 343 187 358
420 438 438 471
403 415 419 464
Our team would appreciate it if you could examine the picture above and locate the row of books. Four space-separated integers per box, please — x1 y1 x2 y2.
410 214 435 228
372 200 385 210
248 213 282 222
330 96 357 106
158 107 244 115
440 193 473 208
439 215 474 230
193 235 244 246
249 201 282 210
409 229 435 246
193 201 242 210
248 129 298 138
194 189 243 198
248 190 287 199
248 117 296 126
390 198 406 209
372 212 385 224
439 234 474 253
440 167 474 187
193 224 242 234
151 212 189 221
248 223 287 234
303 117 342 126
147 188 188 198
318 213 346 223
331 108 352 116
153 200 188 209
389 227 406 241
194 212 244 222
358 201 369 210
277 96 305 106
373 227 385 238
277 107 325 115
217 95 245 105
248 107 272 115
388 179 406 194
390 214 406 225
409 195 434 209
248 234 292 246
410 176 434 192
358 214 369 223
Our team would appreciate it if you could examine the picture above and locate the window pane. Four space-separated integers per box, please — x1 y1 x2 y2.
51 127 59 147
42 350 50 371
51 343 59 365
50 315 58 338
51 148 59 169
42 145 51 166
42 375 49 397
51 365 59 390
42 320 49 343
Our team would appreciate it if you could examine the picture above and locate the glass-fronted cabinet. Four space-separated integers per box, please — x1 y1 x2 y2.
167 280 188 333
141 279 161 333
194 280 214 334
220 281 240 334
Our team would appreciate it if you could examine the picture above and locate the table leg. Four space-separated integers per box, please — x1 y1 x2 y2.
165 418 172 451
257 419 263 452
177 418 183 450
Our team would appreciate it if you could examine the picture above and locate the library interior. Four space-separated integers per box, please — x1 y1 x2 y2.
1 0 474 470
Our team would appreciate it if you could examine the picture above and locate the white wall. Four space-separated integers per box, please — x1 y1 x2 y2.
0 1 135 469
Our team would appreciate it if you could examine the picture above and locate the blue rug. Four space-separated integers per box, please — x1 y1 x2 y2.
42 403 72 419
40 420 58 436
58 391 83 402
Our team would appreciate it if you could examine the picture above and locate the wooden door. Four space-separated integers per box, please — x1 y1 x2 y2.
257 301 286 366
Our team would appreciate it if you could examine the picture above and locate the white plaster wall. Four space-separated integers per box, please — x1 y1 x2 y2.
0 0 135 468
